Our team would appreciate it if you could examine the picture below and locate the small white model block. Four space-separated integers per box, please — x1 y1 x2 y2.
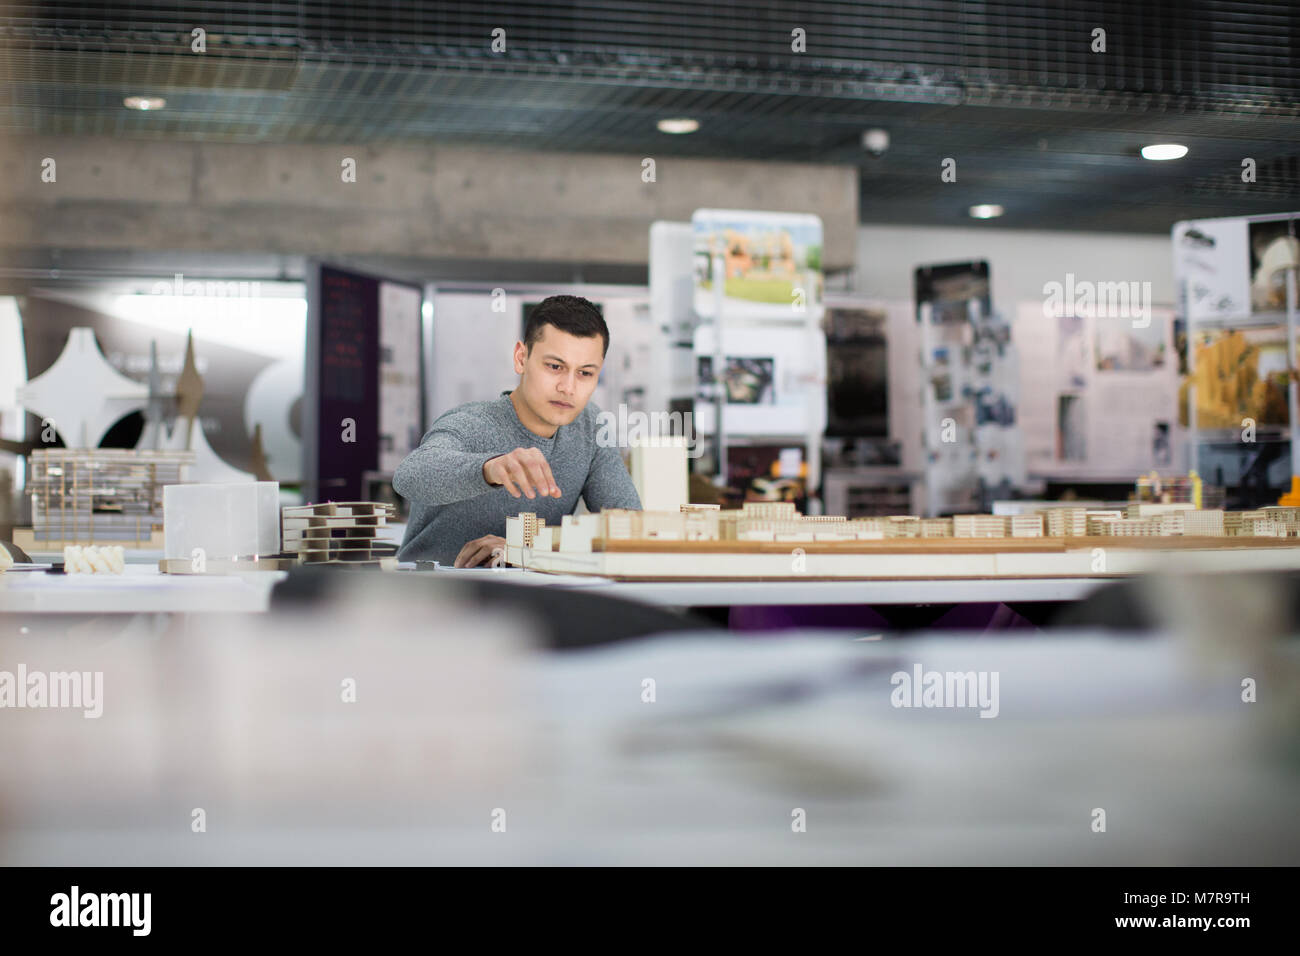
1103 518 1160 537
920 518 954 538
505 515 524 548
559 513 598 552
1010 514 1045 538
519 513 540 547
886 516 921 539
742 501 798 520
954 515 1008 538
1182 510 1225 536
641 512 686 538
630 437 689 512
1043 507 1088 537
1155 512 1186 535
683 510 720 540
164 481 281 560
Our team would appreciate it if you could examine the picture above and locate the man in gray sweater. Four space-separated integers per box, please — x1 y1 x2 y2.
394 294 642 567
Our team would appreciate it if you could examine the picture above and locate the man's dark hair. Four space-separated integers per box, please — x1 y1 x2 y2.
523 295 609 357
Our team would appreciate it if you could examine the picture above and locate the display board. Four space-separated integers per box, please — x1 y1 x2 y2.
692 209 824 321
691 324 826 437
303 264 423 501
914 261 1021 513
1016 301 1177 477
1173 213 1298 322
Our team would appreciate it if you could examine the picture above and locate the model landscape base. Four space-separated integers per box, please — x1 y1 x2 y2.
505 501 1300 581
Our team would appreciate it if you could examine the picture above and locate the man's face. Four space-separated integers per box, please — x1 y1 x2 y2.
513 325 604 429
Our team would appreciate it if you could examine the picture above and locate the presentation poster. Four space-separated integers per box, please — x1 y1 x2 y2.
1017 302 1177 476
692 209 824 321
1173 213 1299 322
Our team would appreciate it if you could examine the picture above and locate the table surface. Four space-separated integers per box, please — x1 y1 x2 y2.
5 630 1295 865
423 565 1102 606
1 562 1104 614
0 564 286 614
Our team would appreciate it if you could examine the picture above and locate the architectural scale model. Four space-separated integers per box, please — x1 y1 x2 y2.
18 448 194 551
62 544 127 575
504 500 1300 580
281 501 399 568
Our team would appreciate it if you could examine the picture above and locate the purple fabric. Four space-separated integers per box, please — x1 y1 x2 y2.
727 602 1037 633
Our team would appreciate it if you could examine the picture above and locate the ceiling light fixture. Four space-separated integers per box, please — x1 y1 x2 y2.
124 96 166 111
969 204 1004 219
657 117 700 134
1140 143 1188 161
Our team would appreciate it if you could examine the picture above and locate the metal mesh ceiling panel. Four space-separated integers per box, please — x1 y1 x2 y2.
2 1 1297 231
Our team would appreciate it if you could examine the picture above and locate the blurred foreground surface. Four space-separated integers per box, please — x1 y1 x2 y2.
1 572 1298 866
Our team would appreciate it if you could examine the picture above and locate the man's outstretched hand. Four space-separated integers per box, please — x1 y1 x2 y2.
455 534 508 568
483 446 562 499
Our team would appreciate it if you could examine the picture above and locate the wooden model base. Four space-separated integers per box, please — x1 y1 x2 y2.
13 528 166 552
158 556 299 574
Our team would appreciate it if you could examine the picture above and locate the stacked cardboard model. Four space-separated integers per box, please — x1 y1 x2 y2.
282 502 400 569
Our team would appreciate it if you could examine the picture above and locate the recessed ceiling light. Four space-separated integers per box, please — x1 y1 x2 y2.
969 204 1004 219
657 117 700 134
124 96 166 111
1140 143 1188 161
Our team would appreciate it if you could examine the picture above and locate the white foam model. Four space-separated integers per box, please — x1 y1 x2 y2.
630 437 689 511
164 482 281 561
17 328 147 448
63 545 126 574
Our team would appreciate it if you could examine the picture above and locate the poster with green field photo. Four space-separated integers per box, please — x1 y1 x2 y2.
692 209 823 321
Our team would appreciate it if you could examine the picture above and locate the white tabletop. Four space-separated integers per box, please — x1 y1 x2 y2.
1 563 1103 615
0 563 286 614
426 565 1104 606
587 576 1105 606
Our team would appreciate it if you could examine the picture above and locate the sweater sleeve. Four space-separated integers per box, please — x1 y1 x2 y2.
581 443 643 512
392 419 499 507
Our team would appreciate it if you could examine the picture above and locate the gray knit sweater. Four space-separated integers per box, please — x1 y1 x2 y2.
393 391 642 564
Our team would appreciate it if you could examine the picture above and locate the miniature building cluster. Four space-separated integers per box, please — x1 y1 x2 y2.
506 500 1300 555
